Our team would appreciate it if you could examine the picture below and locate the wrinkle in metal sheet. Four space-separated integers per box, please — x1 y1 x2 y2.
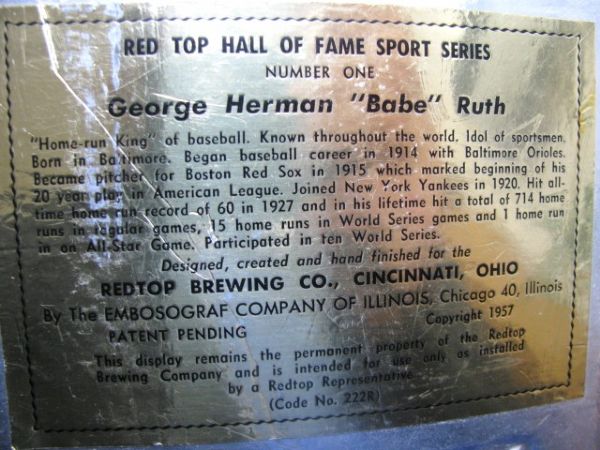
0 3 594 449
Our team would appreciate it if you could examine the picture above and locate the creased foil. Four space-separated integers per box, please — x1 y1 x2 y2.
0 3 594 448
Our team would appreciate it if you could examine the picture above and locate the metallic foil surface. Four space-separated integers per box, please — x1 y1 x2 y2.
0 3 594 449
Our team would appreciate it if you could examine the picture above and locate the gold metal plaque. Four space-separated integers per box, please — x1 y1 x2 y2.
0 3 594 448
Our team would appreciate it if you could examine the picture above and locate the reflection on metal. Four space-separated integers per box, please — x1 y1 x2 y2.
0 3 594 448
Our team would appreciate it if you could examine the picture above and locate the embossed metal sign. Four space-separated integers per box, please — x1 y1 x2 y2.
0 3 594 448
